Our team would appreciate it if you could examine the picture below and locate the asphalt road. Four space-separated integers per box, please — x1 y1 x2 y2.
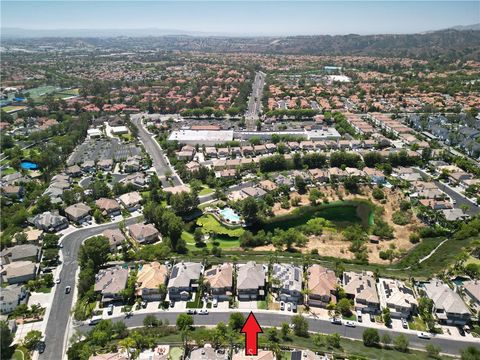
246 71 265 129
413 168 479 216
76 311 480 356
130 115 182 187
39 216 142 360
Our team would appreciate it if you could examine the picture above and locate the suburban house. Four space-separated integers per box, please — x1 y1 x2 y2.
462 280 480 311
290 349 322 360
64 202 92 223
377 278 418 318
232 350 274 360
423 280 471 325
97 159 113 171
128 223 160 244
94 266 129 305
119 191 142 211
29 211 68 232
23 229 44 245
167 262 203 301
189 344 228 360
1 261 37 284
204 263 233 301
271 263 303 304
102 229 126 252
307 265 338 308
343 271 380 314
236 262 266 301
136 262 168 301
0 244 41 265
65 164 82 177
95 198 121 216
0 285 28 314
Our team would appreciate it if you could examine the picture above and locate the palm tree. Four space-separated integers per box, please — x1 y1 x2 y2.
118 337 138 360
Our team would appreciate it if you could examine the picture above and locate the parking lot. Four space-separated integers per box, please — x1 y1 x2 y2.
68 138 142 165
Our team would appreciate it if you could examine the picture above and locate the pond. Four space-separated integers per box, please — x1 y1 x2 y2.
20 161 39 170
261 200 375 232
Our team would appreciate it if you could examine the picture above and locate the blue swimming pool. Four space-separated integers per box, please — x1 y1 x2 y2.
219 207 241 222
20 161 39 170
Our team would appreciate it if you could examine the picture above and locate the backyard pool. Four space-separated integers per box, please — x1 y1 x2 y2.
20 161 39 170
219 207 241 223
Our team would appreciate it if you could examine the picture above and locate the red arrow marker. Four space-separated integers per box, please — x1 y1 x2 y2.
241 312 263 356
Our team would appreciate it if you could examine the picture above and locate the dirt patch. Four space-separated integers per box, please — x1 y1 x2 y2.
267 185 421 264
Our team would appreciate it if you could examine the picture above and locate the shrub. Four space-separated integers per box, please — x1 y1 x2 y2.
362 328 379 347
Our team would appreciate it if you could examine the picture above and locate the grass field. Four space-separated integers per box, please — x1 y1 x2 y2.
183 231 240 250
196 214 245 237
2 106 26 113
199 186 214 196
169 347 184 360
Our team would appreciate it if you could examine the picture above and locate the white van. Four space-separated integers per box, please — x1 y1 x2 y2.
356 310 363 322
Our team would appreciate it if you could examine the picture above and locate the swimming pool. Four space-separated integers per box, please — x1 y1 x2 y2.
219 207 241 222
20 161 39 170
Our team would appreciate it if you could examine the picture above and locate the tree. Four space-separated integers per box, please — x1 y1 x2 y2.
336 298 352 317
22 330 43 351
228 312 245 331
176 313 194 331
0 321 13 358
426 344 441 359
326 333 341 349
266 327 279 343
118 337 138 360
372 188 384 200
381 333 392 348
291 315 309 337
78 236 110 271
461 346 480 360
280 322 291 340
143 314 158 327
393 334 409 353
382 308 392 327
241 197 260 224
194 227 205 247
362 328 379 347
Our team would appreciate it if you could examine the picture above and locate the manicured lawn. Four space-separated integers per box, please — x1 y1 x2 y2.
196 214 244 237
1 168 16 175
199 186 214 196
408 317 427 331
169 347 184 360
2 106 26 113
257 300 267 309
183 231 240 251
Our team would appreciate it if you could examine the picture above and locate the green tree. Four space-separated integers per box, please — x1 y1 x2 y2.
425 344 441 359
336 298 352 317
382 308 392 327
176 313 194 331
362 328 380 347
393 334 409 353
381 333 392 348
461 346 480 360
22 330 43 351
280 322 291 340
228 312 245 331
143 315 158 327
0 321 13 358
241 197 260 224
291 315 309 337
78 236 110 270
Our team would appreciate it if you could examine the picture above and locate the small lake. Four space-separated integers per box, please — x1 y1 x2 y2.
20 161 39 170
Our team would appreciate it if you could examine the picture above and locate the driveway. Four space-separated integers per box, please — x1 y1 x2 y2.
238 301 258 310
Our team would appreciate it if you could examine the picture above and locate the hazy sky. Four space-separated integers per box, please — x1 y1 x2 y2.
1 1 479 36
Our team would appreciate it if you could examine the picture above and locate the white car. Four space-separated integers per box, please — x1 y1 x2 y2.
417 332 431 339
280 301 285 311
199 309 209 315
344 320 356 327
55 278 61 284
287 303 292 312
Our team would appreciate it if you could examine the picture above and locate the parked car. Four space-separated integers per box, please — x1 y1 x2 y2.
401 318 408 329
287 303 292 312
65 286 71 294
458 327 466 336
369 313 375 322
417 332 431 339
55 278 61 284
280 301 285 311
141 300 148 308
199 309 209 315
187 309 197 315
292 303 297 313
107 304 114 315
330 318 342 325
170 301 175 308
37 341 46 354
344 320 356 327
356 310 363 322
89 315 103 325
212 298 218 308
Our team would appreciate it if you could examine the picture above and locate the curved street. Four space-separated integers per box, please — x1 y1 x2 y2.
39 216 141 360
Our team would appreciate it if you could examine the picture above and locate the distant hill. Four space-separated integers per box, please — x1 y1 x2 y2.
448 23 480 31
2 27 479 61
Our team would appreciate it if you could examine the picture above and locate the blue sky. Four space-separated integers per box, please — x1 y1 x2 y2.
1 1 479 35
